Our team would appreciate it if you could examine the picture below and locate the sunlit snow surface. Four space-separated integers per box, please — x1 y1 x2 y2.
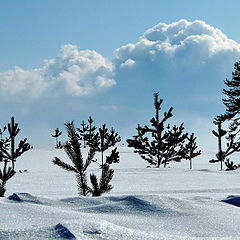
1 148 240 240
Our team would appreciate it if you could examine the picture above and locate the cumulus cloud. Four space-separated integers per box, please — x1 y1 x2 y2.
0 45 115 100
115 19 240 69
113 19 240 112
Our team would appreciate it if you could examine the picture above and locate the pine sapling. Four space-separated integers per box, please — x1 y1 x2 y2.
210 119 240 170
127 92 188 168
88 124 120 196
0 126 7 163
184 133 201 169
51 128 62 149
77 117 97 148
77 117 121 196
52 121 95 196
0 117 30 197
89 164 114 197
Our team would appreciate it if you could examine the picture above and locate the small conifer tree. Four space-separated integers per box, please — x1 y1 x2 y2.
127 93 189 168
210 119 240 170
53 119 120 197
0 126 7 163
52 122 94 196
77 117 97 148
92 124 121 167
77 118 121 196
0 117 30 197
218 61 240 137
184 133 201 169
51 128 62 149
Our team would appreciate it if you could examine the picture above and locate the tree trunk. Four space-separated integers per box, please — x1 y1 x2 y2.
218 122 224 170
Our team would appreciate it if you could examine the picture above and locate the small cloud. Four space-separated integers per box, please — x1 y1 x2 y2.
120 59 135 68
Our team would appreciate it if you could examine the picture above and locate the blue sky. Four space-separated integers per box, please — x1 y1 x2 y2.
0 1 240 149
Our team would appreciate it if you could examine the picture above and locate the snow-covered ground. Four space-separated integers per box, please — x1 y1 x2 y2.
1 148 240 239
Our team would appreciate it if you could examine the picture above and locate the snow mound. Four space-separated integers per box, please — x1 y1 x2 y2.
0 223 76 240
8 193 22 202
60 195 186 216
1 192 240 239
54 223 76 239
8 193 48 204
221 195 240 207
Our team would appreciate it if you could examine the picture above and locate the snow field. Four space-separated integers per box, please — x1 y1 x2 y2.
0 148 240 239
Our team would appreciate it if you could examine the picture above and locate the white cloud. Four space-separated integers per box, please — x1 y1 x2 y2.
112 19 240 114
114 19 240 72
0 45 115 100
120 59 135 68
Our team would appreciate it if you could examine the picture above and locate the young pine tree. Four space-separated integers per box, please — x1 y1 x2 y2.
77 117 97 148
0 117 30 196
127 93 189 168
218 61 240 136
52 122 94 196
53 120 120 197
51 128 62 149
77 118 121 196
210 119 240 170
184 133 201 169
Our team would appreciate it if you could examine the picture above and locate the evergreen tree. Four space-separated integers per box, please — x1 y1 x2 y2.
51 128 62 149
77 119 121 196
0 117 30 196
184 133 201 169
77 117 97 148
210 119 240 170
89 164 114 196
127 93 189 168
52 121 94 196
219 61 240 135
53 119 120 197
92 124 121 167
0 126 7 163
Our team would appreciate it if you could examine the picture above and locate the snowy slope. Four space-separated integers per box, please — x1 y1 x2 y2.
0 148 240 239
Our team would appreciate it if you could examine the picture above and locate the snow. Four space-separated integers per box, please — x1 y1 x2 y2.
1 148 240 239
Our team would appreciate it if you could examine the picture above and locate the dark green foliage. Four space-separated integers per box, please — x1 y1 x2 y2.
52 157 78 173
210 119 240 170
184 133 201 169
90 124 121 167
77 117 97 148
52 122 94 196
218 62 240 136
55 141 63 149
77 117 121 196
225 159 239 171
210 120 226 170
212 62 240 170
85 123 120 196
53 119 120 197
127 93 189 168
0 117 30 197
89 164 114 196
51 128 62 149
106 147 120 164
